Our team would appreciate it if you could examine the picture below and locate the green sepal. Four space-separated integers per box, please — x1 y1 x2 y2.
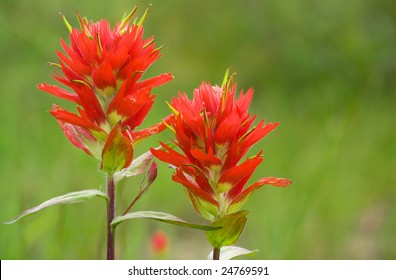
206 210 248 249
111 210 222 231
101 123 133 175
4 189 107 224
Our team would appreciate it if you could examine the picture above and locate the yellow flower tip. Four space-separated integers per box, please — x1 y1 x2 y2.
71 79 92 89
221 68 231 89
96 33 103 54
154 45 164 52
221 67 237 89
162 119 175 134
59 12 73 33
165 101 179 116
137 4 151 28
220 68 236 111
75 11 90 35
143 38 155 49
47 62 61 68
120 5 139 31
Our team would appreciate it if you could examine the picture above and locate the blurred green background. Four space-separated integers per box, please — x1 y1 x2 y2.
1 0 395 259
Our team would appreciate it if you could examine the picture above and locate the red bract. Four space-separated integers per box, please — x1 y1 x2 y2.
38 7 173 170
151 74 291 221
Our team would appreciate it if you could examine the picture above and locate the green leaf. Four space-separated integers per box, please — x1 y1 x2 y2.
4 189 107 224
206 210 249 248
111 211 222 231
114 143 176 182
114 149 154 182
207 246 258 260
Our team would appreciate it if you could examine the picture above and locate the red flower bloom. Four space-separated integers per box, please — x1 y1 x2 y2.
38 7 173 171
151 73 291 221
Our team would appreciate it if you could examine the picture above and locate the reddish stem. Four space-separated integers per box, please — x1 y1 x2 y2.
106 174 116 260
213 247 220 260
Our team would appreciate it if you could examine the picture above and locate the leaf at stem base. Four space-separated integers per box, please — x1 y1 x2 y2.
4 189 107 224
111 210 222 231
207 246 258 260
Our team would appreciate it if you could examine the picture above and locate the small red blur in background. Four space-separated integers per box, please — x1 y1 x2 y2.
151 230 170 256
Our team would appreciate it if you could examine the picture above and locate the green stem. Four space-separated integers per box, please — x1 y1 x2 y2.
106 174 116 260
213 247 221 260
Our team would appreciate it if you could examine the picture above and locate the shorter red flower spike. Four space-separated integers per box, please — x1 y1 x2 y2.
38 7 173 169
151 74 291 221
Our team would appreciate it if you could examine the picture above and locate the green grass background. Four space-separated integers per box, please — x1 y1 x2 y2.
1 0 395 259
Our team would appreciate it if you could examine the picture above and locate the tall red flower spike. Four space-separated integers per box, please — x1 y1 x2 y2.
151 72 291 221
38 6 173 172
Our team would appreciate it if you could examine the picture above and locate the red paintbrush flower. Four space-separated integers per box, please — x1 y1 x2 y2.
151 72 291 221
37 6 173 172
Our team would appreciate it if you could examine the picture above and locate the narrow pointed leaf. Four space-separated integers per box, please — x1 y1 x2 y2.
4 189 108 224
207 246 258 260
111 210 221 231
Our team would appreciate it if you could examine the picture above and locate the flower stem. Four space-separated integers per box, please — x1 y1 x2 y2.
213 247 220 260
106 174 116 260
122 187 144 215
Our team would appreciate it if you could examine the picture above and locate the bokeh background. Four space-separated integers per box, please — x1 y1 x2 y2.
1 0 395 259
